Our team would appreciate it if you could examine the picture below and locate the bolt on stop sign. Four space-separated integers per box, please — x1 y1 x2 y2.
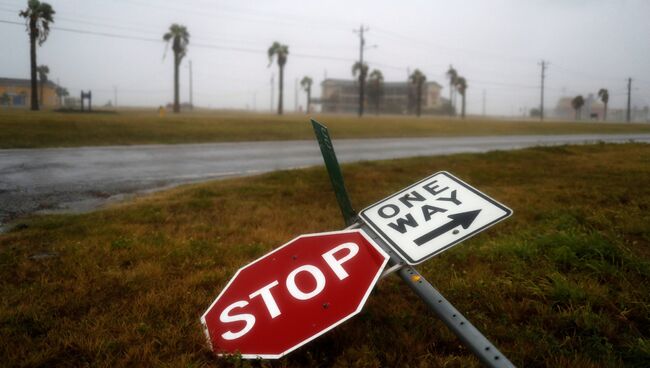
201 230 389 359
361 171 512 265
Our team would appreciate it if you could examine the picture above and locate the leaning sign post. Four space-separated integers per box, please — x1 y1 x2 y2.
311 120 357 226
200 119 515 367
310 119 516 367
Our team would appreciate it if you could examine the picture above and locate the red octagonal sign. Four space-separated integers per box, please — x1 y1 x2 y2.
201 229 389 359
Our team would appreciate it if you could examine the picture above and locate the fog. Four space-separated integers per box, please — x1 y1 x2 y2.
2 0 649 116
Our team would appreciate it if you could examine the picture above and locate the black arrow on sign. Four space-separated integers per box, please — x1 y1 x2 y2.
414 209 482 246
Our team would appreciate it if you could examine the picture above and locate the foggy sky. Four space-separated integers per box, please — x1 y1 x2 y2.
2 0 649 116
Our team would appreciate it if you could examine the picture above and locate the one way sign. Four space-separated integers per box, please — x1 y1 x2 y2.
360 171 512 265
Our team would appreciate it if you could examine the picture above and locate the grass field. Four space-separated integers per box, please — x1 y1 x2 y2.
1 143 650 367
1 109 650 148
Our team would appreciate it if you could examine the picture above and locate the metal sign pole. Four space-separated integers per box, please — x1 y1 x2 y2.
361 223 515 368
313 120 516 367
397 265 515 367
311 119 357 226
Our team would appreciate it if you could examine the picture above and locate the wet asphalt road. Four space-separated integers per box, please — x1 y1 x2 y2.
1 133 649 226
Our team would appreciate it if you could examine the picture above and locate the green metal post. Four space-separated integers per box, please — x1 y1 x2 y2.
312 119 515 367
310 119 357 226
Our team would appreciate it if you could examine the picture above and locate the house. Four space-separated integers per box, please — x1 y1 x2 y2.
554 94 605 120
317 78 445 115
0 77 61 108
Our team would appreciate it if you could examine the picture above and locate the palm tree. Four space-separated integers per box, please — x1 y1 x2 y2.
20 0 55 111
409 69 426 117
300 76 313 114
268 42 289 115
163 24 190 113
455 76 468 119
598 88 609 121
367 69 384 115
446 65 458 115
571 95 585 120
37 64 49 106
1 93 10 106
352 61 368 117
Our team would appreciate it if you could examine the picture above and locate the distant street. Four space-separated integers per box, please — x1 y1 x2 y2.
1 133 649 226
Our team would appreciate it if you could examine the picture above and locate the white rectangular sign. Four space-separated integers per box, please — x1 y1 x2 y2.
360 171 512 265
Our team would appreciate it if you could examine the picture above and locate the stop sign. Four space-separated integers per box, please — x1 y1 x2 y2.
200 229 389 358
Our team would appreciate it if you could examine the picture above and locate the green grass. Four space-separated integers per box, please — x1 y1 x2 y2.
1 143 650 367
1 109 649 148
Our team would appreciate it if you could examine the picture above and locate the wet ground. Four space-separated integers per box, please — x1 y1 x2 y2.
1 133 649 228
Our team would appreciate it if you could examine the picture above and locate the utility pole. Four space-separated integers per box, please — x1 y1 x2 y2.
56 78 62 107
406 67 412 114
270 73 275 112
354 24 370 117
539 60 548 121
482 89 486 116
295 78 298 112
113 85 117 109
189 60 193 110
626 77 632 122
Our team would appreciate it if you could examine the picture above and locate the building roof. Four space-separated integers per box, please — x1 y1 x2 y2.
322 78 442 88
0 77 58 88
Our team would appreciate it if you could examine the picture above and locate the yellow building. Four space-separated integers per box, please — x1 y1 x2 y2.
0 77 61 108
319 78 445 115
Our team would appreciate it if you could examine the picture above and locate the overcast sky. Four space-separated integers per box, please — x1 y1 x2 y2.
2 0 649 115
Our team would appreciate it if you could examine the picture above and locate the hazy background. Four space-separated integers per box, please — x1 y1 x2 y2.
2 0 649 116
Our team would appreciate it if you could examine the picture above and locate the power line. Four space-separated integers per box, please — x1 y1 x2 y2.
372 26 537 65
469 79 536 90
3 6 646 113
0 4 354 52
364 61 404 71
0 19 357 64
0 18 162 42
1 1 272 47
4 0 650 88
0 1 579 77
112 0 356 33
551 63 626 84
7 2 643 90
0 7 164 36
